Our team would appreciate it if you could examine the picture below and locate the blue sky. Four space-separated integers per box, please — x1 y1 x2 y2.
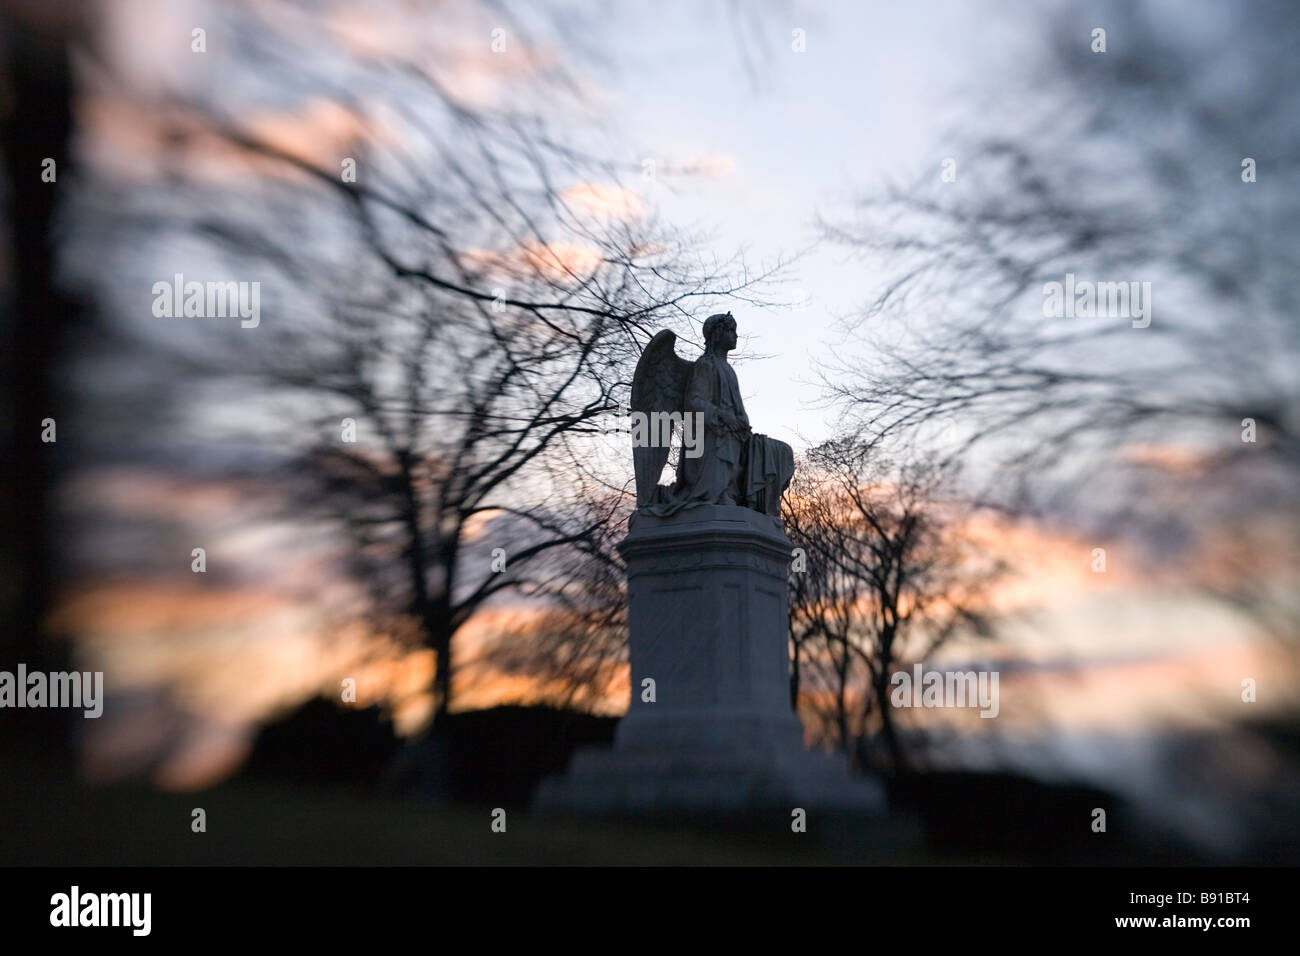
586 0 1037 448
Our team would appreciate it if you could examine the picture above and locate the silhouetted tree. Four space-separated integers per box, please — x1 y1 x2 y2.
65 0 779 723
0 0 91 760
785 439 1002 773
469 491 631 713
819 0 1300 640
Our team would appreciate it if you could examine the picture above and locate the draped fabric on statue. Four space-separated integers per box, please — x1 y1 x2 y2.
744 432 795 517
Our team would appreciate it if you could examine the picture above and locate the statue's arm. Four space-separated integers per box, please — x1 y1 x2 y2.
686 360 746 436
684 360 721 425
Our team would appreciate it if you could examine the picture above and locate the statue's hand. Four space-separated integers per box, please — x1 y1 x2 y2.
723 413 751 438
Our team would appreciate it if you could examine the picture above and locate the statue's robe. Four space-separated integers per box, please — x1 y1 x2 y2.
646 350 793 517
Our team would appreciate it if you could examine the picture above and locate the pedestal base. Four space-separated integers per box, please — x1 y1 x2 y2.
533 505 885 815
533 710 885 814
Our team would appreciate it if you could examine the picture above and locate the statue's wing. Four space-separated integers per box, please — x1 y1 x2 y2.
631 329 695 506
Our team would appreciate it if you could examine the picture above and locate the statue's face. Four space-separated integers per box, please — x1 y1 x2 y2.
711 318 738 352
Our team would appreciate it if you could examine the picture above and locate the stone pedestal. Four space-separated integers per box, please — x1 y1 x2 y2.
533 505 885 814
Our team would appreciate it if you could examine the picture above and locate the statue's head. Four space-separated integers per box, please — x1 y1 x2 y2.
702 312 737 352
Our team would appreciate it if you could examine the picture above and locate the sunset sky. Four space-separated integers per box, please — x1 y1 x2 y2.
49 0 1299 860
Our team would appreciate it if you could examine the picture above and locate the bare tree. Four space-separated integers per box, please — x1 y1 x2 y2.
64 0 782 723
818 0 1300 639
825 1 1299 461
468 491 631 713
0 0 93 760
785 465 859 747
785 439 1002 774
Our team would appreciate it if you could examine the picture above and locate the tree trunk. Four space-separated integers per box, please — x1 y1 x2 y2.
395 449 455 721
835 645 850 752
0 11 82 762
430 600 452 722
874 669 907 776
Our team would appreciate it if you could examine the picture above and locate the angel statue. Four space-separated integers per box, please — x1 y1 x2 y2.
630 312 794 518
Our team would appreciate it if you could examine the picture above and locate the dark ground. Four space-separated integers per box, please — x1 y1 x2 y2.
0 701 1223 866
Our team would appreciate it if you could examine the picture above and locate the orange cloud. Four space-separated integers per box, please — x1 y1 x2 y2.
1122 441 1216 475
561 183 645 221
77 95 371 185
460 239 606 283
676 153 737 177
240 98 373 168
51 581 431 785
326 6 569 108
